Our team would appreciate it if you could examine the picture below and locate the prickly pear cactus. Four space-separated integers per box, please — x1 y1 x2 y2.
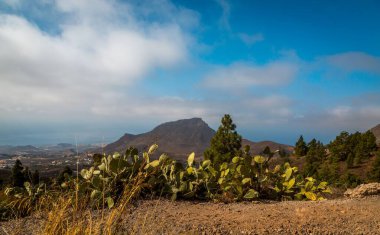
71 145 331 206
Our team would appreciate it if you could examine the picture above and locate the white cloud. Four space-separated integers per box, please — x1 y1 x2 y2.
323 52 380 74
88 93 292 124
236 95 292 125
0 0 191 121
238 33 264 45
291 102 380 137
329 106 352 118
328 105 380 123
1 1 378 146
202 61 299 90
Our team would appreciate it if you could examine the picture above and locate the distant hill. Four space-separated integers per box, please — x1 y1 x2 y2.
0 143 98 156
370 124 380 145
104 118 294 162
57 143 75 148
0 145 41 155
242 139 294 155
104 118 215 161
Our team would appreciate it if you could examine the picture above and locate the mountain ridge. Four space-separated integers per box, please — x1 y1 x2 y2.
104 117 294 161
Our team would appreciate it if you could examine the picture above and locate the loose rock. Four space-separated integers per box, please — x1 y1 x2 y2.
344 183 380 198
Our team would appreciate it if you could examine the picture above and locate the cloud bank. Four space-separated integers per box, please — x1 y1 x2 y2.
0 0 192 121
203 61 299 90
324 52 380 74
0 0 379 145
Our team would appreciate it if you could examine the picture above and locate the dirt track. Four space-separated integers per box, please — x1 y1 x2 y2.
1 196 380 234
122 197 380 234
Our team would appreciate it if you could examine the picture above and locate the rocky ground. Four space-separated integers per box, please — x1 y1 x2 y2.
1 195 380 235
1 184 380 234
123 196 380 234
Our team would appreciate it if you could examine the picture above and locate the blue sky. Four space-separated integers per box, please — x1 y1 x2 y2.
0 0 380 146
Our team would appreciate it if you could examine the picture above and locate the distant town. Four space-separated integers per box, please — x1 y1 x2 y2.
0 144 101 176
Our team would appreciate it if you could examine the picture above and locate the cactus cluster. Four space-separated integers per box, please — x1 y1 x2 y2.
165 151 330 201
5 182 46 199
3 144 331 217
2 182 47 219
74 144 330 205
271 163 331 200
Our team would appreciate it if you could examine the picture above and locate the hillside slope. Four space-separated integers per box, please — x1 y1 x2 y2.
104 118 216 160
371 123 380 145
104 118 293 161
242 139 294 154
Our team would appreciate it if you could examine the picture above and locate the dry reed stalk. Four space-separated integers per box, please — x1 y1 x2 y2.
103 173 146 235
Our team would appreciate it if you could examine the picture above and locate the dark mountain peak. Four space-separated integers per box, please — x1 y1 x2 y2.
104 133 136 153
150 118 215 143
104 118 293 162
152 117 209 132
120 133 136 139
104 118 215 160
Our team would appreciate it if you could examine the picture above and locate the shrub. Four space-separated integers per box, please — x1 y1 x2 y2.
368 151 380 182
2 144 331 222
79 145 331 204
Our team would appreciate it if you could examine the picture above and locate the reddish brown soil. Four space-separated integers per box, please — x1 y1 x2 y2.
122 197 380 234
1 197 380 234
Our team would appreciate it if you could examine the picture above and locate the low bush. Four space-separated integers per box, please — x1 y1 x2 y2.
1 145 331 223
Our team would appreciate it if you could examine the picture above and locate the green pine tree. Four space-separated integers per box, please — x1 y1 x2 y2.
368 151 380 182
328 130 376 166
32 170 40 186
328 131 350 161
204 114 242 165
357 131 377 160
294 135 308 157
23 166 32 183
304 139 326 177
278 148 288 158
318 160 339 184
262 146 271 155
11 159 25 187
57 166 73 185
346 152 354 168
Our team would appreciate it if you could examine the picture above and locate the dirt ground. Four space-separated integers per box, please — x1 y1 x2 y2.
1 196 380 234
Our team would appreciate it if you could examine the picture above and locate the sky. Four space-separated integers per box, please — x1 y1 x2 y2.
0 0 380 146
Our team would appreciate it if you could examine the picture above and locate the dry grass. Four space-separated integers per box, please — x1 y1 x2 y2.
39 172 148 235
0 151 164 235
